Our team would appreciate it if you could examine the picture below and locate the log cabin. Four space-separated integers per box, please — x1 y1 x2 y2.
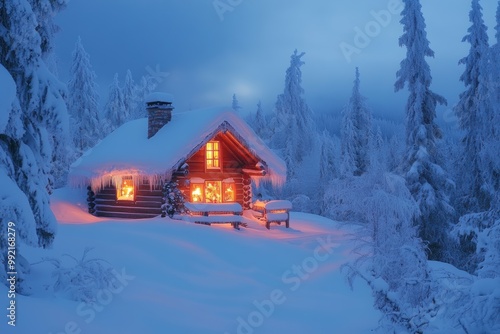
69 93 286 219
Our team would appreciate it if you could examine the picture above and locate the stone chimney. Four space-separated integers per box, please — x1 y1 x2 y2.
146 92 174 139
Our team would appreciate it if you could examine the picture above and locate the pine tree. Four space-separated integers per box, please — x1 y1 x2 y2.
30 0 72 187
0 0 68 293
374 126 384 151
67 37 101 155
484 1 500 204
340 108 356 177
318 131 337 215
161 181 187 218
253 100 267 139
232 93 241 112
103 74 125 134
131 75 157 119
492 1 500 109
454 0 494 212
371 125 386 173
283 115 299 181
122 69 137 121
30 0 68 59
340 68 372 177
271 50 315 163
395 0 454 261
344 174 435 333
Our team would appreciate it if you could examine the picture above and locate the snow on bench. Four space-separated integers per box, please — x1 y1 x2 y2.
184 202 244 229
252 200 292 230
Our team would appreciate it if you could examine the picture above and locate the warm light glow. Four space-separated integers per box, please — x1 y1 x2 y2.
191 184 203 203
190 180 234 203
206 141 220 169
223 183 235 202
117 176 135 201
205 181 221 203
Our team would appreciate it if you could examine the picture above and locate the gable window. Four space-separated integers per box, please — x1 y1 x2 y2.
206 141 220 169
117 176 134 201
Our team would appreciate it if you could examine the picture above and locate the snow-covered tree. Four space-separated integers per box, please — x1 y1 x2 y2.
103 74 125 135
122 69 137 121
161 181 187 218
370 125 386 174
387 133 404 172
30 0 68 60
374 126 384 151
343 174 436 333
67 37 101 155
0 0 69 292
29 0 72 187
283 115 299 181
483 1 500 208
395 0 454 261
318 131 337 215
131 75 158 119
231 93 241 112
253 100 267 139
491 1 500 113
340 67 372 177
492 1 500 95
270 50 315 164
454 0 495 212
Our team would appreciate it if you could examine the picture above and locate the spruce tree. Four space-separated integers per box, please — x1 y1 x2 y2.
318 131 337 215
395 0 454 261
161 181 186 218
232 93 241 112
122 69 137 121
103 74 125 134
340 68 372 177
344 174 434 333
271 50 315 163
253 100 267 139
131 75 158 119
0 0 68 292
68 37 101 155
454 0 494 212
30 0 72 187
485 1 500 203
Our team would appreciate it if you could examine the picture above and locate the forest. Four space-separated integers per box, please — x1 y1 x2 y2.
0 0 498 333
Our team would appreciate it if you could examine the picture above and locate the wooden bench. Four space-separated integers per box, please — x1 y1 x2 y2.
252 200 292 230
184 202 244 230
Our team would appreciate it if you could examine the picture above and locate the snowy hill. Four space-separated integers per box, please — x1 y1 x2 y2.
0 188 379 334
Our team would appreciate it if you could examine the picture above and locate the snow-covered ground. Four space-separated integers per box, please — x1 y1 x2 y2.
0 188 379 334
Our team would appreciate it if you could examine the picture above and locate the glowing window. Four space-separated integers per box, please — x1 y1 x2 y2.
206 141 220 169
205 181 222 203
190 182 204 202
223 181 235 202
117 176 134 201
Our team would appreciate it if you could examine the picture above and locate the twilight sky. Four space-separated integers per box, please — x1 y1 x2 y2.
54 0 498 121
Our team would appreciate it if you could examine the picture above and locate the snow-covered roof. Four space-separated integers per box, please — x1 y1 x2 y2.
69 107 286 189
145 92 174 104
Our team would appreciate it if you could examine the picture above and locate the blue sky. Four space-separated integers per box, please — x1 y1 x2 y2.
54 0 498 120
